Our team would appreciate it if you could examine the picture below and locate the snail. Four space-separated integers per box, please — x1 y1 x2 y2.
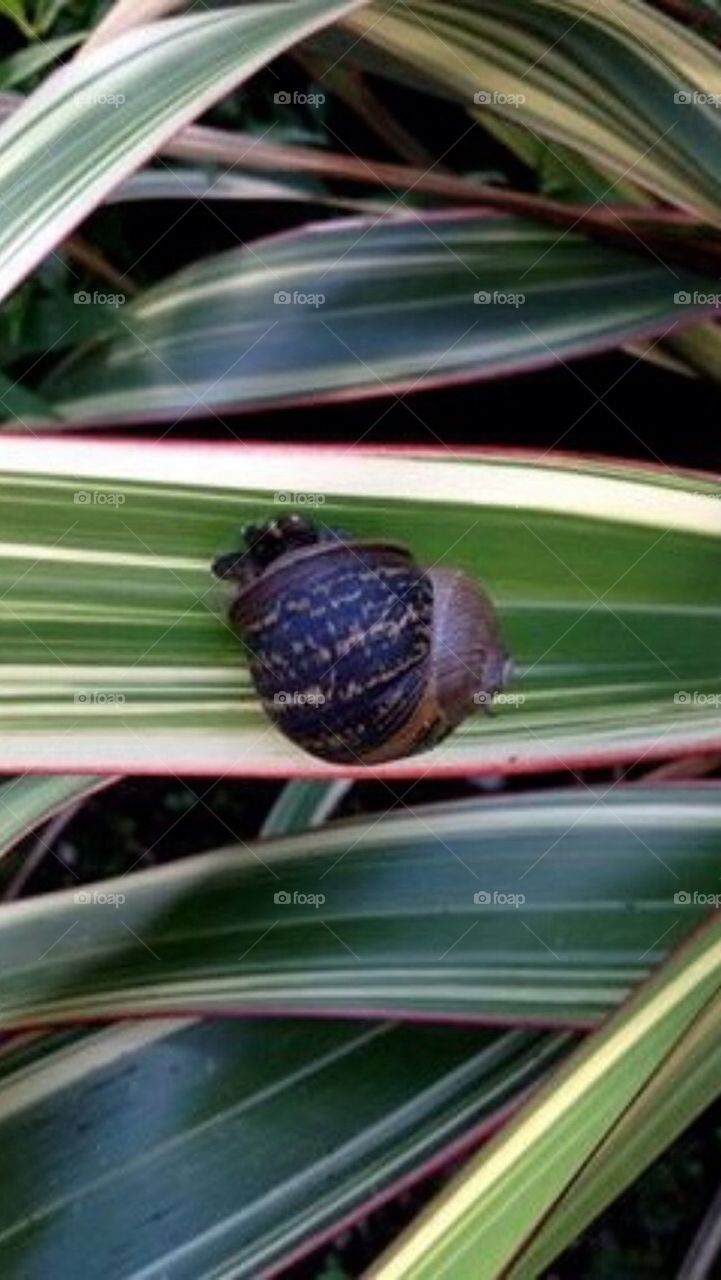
212 515 513 765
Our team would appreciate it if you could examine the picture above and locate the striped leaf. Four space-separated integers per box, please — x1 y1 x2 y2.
0 788 718 1029
34 213 721 427
0 774 108 866
370 907 721 1279
0 439 716 776
0 0 364 303
0 1018 569 1278
106 166 348 208
341 0 721 224
508 986 721 1276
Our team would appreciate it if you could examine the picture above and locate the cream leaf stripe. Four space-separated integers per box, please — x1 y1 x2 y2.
0 441 718 535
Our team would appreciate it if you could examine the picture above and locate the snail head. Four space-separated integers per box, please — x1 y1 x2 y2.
212 514 350 589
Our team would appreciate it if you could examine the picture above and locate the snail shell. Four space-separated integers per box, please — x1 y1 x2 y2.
213 516 512 765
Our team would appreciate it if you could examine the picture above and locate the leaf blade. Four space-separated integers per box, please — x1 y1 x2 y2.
35 213 721 424
0 1018 569 1279
0 0 364 302
369 909 721 1279
0 440 716 775
0 788 718 1029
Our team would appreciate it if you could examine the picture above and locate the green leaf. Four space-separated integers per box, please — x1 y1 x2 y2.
35 213 721 425
0 1018 569 1279
369 908 721 1279
260 778 352 837
342 0 721 224
507 986 721 1276
0 0 365 303
0 373 62 427
0 788 719 1028
0 35 82 89
0 773 108 864
0 0 34 37
107 166 335 206
0 440 716 775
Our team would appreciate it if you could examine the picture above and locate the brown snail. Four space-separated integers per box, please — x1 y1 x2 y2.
212 515 513 764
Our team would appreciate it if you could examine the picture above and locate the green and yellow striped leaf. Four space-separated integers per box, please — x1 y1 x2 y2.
0 788 718 1028
0 439 716 775
342 0 721 224
370 906 721 1279
507 985 721 1276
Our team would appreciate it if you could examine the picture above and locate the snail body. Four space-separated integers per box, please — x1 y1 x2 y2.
213 515 512 764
